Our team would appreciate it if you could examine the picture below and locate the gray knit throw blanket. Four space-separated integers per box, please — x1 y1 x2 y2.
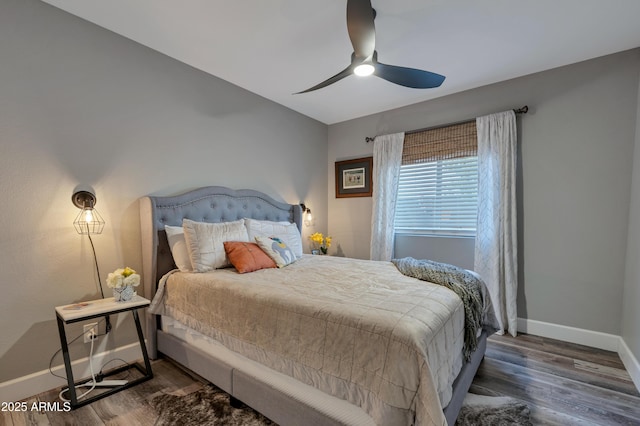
392 257 485 361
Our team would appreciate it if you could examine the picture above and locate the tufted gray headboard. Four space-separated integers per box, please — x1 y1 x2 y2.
139 186 302 356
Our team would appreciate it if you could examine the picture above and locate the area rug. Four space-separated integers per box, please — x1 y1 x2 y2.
455 393 533 426
150 384 274 426
150 385 532 425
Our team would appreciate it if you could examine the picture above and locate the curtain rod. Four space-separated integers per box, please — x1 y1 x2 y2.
365 105 529 143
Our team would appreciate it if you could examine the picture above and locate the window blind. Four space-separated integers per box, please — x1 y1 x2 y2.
395 121 478 236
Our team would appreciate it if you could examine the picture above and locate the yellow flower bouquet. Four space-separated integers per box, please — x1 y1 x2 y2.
309 232 332 254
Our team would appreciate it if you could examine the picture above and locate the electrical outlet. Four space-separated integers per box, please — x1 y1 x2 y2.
83 322 98 343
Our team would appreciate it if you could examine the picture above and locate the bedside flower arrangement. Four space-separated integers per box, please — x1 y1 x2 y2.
309 232 332 255
107 267 140 302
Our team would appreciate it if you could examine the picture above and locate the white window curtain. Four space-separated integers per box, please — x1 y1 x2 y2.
474 111 518 336
370 132 405 261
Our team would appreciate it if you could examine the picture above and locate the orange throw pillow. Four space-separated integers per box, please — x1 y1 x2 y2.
223 241 277 273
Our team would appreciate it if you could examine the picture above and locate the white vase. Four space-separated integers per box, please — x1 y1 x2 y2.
113 285 135 302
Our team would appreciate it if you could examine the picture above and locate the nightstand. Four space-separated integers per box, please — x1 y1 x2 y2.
54 295 153 409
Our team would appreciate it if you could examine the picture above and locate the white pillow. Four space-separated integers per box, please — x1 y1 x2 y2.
164 225 192 272
244 218 302 258
182 219 249 272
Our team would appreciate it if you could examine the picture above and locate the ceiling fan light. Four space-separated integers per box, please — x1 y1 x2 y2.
354 63 374 77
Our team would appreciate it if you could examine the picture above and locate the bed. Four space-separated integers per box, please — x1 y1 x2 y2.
139 186 489 425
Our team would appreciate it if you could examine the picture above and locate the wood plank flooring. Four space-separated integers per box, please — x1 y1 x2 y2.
2 333 639 425
471 333 640 425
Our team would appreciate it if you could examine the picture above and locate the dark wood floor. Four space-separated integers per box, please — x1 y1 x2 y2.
3 333 639 425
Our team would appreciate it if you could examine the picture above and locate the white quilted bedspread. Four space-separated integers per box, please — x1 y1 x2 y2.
150 255 465 425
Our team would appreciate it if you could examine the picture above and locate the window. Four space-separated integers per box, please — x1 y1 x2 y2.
394 121 478 237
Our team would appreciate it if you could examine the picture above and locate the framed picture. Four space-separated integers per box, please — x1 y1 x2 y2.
335 156 373 198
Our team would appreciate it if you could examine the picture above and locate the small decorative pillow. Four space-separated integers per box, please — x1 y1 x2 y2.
223 241 276 273
245 219 303 258
254 236 298 268
183 219 249 272
164 225 192 272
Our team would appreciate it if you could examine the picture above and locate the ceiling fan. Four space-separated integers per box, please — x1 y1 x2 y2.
296 0 445 94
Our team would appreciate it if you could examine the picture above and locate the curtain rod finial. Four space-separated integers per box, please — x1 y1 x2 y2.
365 136 375 143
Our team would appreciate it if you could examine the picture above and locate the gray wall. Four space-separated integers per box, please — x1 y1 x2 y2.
0 0 327 383
328 50 640 339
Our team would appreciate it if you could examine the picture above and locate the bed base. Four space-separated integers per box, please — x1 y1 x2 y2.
157 328 487 425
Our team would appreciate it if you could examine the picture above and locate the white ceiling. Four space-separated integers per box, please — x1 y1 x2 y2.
41 0 640 125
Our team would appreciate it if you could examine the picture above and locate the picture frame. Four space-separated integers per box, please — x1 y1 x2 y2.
335 156 373 198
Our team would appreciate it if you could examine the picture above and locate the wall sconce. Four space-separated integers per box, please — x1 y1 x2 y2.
72 189 105 234
72 187 111 331
300 203 313 227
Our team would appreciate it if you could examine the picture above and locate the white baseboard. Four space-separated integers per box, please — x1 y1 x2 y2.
517 317 640 392
0 342 143 403
516 317 620 351
618 338 640 392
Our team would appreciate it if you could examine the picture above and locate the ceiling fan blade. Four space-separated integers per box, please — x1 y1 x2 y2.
347 0 376 59
375 62 445 89
294 65 353 94
295 3 446 94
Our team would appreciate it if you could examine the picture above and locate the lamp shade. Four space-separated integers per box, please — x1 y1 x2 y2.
72 190 105 234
